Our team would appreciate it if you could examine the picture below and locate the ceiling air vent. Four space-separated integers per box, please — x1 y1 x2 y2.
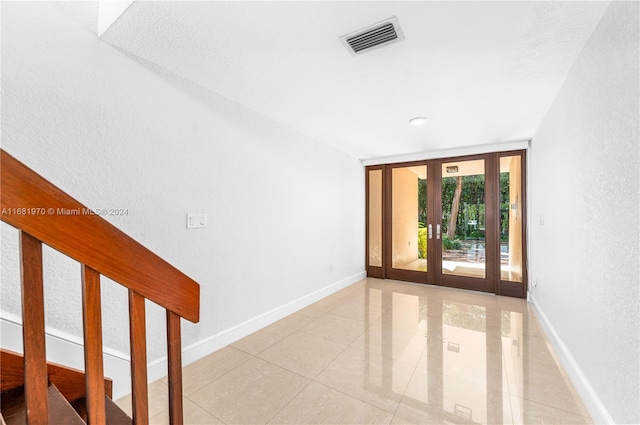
340 17 405 56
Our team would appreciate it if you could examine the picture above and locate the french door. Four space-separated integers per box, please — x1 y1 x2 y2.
366 151 527 297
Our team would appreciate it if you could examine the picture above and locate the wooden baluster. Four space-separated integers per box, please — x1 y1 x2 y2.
81 265 106 424
20 232 48 424
166 311 184 425
129 290 149 425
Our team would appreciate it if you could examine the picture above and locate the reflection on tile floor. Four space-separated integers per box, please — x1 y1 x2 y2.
116 278 593 424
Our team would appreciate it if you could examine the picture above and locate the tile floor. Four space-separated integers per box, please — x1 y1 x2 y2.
116 278 593 424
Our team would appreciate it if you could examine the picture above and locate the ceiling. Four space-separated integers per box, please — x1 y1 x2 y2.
67 1 610 160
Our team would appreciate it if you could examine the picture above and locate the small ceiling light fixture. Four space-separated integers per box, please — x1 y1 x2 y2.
409 117 427 126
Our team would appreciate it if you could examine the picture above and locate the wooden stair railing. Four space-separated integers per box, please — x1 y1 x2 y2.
1 149 200 425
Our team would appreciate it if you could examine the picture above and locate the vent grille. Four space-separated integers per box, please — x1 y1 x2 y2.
340 17 405 56
347 23 397 52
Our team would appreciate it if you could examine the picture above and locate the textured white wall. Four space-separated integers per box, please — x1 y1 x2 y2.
1 2 364 366
530 2 639 423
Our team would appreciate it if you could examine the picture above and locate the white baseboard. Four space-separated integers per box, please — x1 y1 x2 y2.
1 271 366 400
148 270 366 382
528 293 614 424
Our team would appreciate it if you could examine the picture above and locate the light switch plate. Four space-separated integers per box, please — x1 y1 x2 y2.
187 213 207 229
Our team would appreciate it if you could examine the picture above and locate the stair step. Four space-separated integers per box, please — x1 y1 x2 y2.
1 349 113 401
0 382 85 425
71 395 132 425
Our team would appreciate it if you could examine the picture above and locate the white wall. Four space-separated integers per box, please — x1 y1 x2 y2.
529 2 639 423
0 2 364 397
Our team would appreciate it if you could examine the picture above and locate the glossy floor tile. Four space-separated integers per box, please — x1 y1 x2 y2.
269 382 393 424
257 331 347 379
116 278 593 424
172 346 253 397
189 357 309 424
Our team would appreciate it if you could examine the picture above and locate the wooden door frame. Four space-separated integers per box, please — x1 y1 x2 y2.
383 161 433 284
497 150 528 298
434 153 497 293
365 166 385 278
365 149 528 298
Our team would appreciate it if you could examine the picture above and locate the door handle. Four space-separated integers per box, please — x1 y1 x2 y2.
436 224 441 240
428 224 432 240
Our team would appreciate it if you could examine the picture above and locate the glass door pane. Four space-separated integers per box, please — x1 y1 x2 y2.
391 165 428 272
368 169 383 268
499 156 523 282
367 151 526 297
441 160 486 278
